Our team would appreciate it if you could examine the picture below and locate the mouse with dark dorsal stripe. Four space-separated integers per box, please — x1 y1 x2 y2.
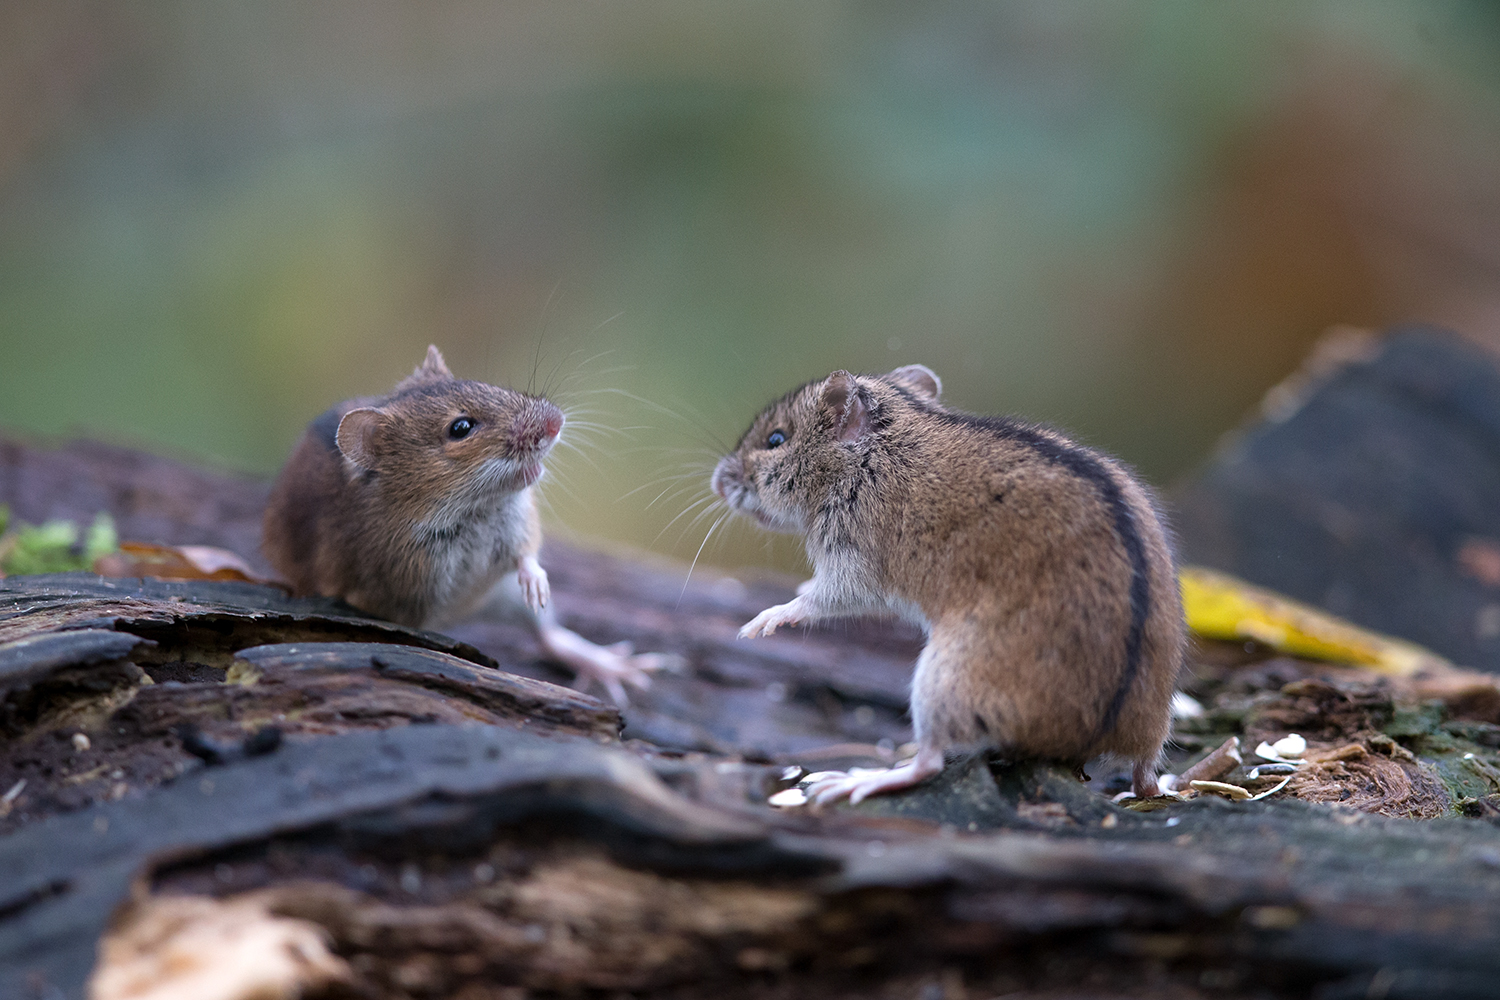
712 365 1183 803
263 345 664 706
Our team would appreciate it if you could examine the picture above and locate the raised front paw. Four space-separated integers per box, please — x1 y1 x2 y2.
517 556 550 612
738 599 806 639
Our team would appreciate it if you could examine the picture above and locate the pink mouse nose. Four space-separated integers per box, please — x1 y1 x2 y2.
515 402 565 450
542 409 564 440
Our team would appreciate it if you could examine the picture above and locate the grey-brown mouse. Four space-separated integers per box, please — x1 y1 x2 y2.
711 365 1182 802
263 345 663 705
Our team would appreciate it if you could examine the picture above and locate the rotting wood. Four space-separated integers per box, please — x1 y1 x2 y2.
10 435 1500 998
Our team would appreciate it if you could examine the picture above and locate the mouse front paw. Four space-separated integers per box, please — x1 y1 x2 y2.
517 556 550 611
738 599 807 639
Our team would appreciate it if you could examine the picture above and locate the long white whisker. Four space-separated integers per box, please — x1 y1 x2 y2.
652 494 719 544
616 471 709 503
646 479 715 512
681 499 727 534
679 509 730 606
550 439 605 474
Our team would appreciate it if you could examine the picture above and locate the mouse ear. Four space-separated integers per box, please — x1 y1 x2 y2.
414 345 453 380
394 345 455 391
335 407 385 471
886 364 941 402
821 371 871 443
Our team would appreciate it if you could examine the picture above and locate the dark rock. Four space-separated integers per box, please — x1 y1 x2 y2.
1174 326 1500 672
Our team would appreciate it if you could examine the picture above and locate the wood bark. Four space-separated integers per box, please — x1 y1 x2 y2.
4 433 1500 1000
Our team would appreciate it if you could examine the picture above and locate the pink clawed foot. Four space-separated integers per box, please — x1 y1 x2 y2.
805 746 945 805
537 624 677 708
517 557 550 612
738 599 807 639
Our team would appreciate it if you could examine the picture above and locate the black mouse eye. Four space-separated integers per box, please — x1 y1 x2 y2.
447 417 474 440
766 429 786 449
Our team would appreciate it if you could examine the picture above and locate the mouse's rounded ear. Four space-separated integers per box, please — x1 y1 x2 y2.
335 407 385 471
821 370 871 442
886 364 941 402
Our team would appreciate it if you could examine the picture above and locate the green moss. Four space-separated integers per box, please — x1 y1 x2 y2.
1385 702 1446 739
1390 715 1500 807
0 512 117 576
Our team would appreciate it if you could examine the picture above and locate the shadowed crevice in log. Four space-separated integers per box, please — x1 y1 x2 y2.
0 630 150 688
0 574 497 666
234 642 621 738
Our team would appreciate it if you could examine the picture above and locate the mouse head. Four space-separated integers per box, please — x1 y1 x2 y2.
335 346 565 514
712 364 941 533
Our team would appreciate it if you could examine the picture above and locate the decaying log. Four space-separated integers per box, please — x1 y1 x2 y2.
8 394 1500 999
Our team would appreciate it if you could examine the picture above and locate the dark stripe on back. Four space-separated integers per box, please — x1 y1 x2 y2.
913 399 1150 740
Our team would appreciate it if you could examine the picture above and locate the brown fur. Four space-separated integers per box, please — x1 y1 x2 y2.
263 346 562 629
713 366 1182 794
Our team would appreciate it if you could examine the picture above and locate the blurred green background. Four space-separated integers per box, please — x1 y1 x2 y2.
3 1 1500 573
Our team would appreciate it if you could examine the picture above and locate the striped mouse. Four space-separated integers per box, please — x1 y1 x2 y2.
712 365 1182 802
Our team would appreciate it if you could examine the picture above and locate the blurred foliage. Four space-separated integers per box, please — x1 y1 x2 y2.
1 2 1499 573
0 510 117 577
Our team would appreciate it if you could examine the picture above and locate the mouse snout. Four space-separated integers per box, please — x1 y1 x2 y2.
710 455 742 499
513 401 565 452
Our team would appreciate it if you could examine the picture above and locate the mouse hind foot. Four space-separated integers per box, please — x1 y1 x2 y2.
536 623 679 708
1132 758 1161 798
805 744 945 806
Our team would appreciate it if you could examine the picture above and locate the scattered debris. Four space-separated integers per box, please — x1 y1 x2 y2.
1284 740 1450 819
0 779 23 818
1189 779 1251 800
89 894 351 1000
1255 733 1308 763
1170 691 1204 718
1179 736 1242 783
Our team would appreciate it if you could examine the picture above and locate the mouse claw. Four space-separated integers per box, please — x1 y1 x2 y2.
739 600 805 639
575 653 661 708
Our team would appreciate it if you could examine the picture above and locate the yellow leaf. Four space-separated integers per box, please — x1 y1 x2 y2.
1179 566 1450 677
